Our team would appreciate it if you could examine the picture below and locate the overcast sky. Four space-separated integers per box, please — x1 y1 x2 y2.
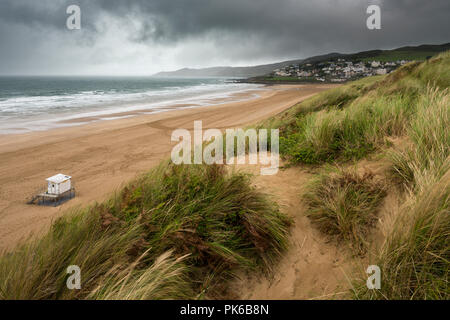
0 0 449 75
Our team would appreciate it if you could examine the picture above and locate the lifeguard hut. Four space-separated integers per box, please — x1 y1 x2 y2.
47 174 72 195
28 174 76 206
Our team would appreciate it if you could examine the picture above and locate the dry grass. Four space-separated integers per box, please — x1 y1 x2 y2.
88 250 192 300
390 87 449 190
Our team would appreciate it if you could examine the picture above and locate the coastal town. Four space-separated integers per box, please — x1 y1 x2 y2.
272 58 411 82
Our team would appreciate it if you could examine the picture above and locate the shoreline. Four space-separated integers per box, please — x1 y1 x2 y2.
0 84 337 250
0 84 265 135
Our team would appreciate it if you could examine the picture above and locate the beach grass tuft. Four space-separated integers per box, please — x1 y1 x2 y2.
303 166 386 253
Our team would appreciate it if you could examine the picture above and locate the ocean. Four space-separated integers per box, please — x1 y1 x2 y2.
0 76 262 134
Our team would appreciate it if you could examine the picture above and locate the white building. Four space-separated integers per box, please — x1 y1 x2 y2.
376 68 388 75
47 174 72 195
371 61 381 68
297 71 311 77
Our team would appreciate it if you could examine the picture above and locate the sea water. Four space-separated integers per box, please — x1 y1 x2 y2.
0 76 261 134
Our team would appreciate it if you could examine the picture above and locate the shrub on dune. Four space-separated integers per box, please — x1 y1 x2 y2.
108 163 292 296
303 167 387 253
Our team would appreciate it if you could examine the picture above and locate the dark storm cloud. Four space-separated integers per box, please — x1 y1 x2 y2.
0 0 449 75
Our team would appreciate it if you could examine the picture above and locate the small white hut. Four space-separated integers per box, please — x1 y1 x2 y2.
46 174 72 195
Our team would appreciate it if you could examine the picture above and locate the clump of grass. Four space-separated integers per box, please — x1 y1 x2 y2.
107 163 291 296
0 162 291 300
303 167 386 253
354 170 449 299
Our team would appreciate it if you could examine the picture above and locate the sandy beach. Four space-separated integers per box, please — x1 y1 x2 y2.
0 84 335 250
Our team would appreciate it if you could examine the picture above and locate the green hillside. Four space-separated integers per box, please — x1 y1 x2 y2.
246 42 450 84
350 43 450 62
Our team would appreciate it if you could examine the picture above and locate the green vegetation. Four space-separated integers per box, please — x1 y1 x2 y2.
278 88 413 164
354 86 449 300
360 51 437 63
303 167 386 253
355 171 449 300
264 76 302 82
259 76 381 132
358 44 450 63
262 51 449 299
246 44 450 85
0 163 291 299
390 87 449 189
272 52 450 165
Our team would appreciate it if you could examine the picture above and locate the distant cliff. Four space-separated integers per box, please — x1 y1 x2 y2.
153 53 341 78
153 61 304 78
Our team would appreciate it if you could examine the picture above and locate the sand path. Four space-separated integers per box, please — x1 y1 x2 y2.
229 163 355 299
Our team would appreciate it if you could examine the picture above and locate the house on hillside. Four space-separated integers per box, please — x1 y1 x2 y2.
371 61 381 68
376 68 388 75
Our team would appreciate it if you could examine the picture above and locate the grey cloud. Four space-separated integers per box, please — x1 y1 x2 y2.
0 0 449 75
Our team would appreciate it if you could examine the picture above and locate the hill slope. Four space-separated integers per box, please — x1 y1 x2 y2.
153 53 340 78
154 43 450 78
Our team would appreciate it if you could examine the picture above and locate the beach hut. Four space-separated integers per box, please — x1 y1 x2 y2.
47 174 72 195
28 173 75 206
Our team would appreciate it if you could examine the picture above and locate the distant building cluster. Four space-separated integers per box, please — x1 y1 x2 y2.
272 58 410 82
